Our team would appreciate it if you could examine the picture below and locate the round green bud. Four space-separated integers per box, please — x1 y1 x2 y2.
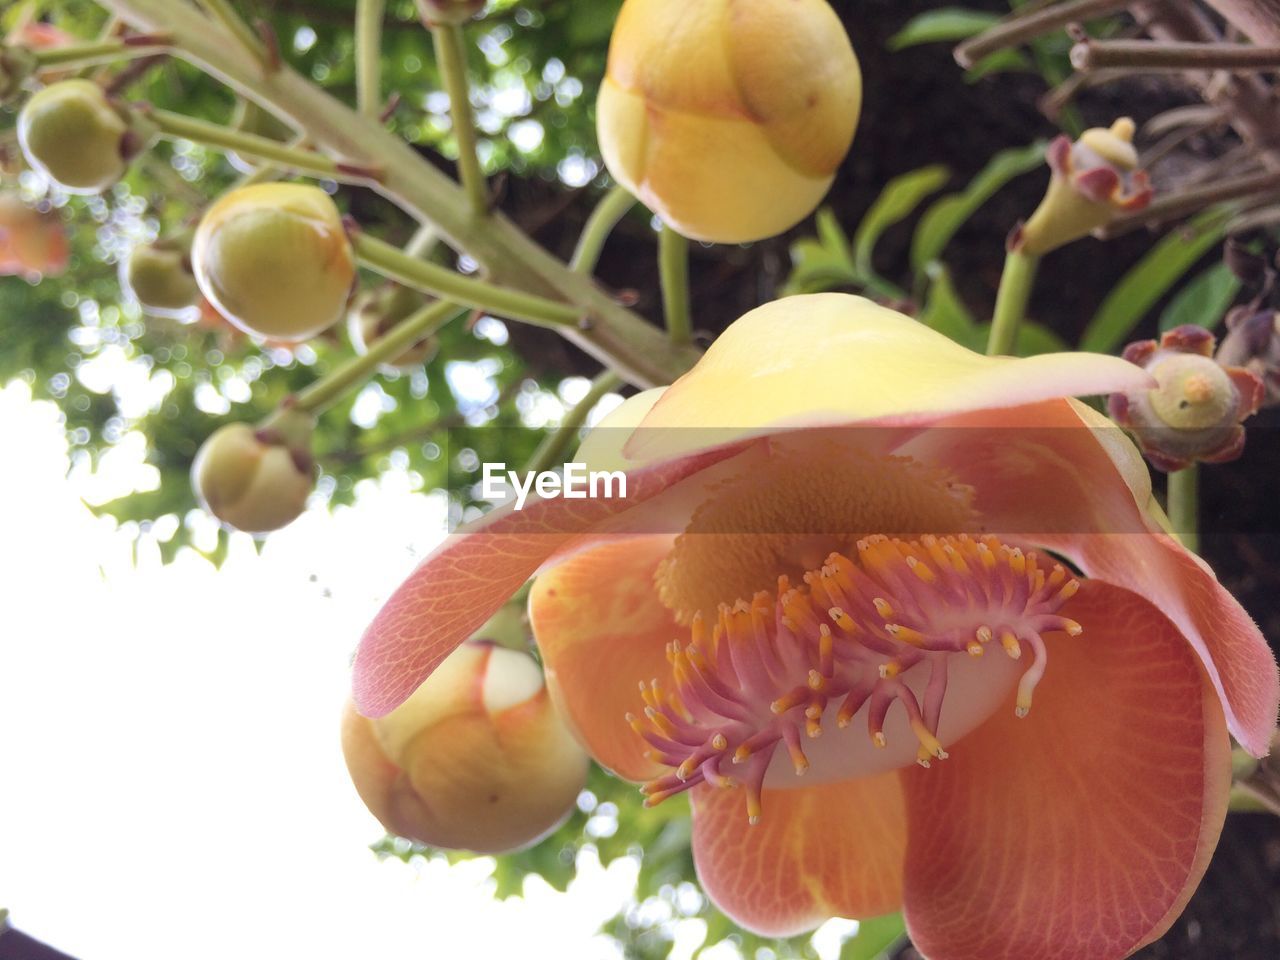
191 422 313 534
347 284 439 371
121 238 201 319
18 79 143 194
192 183 356 343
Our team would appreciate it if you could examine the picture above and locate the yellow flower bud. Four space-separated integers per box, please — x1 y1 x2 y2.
191 421 313 534
596 0 861 244
347 285 439 371
17 79 149 194
342 640 589 854
121 237 202 319
192 184 356 342
415 0 486 25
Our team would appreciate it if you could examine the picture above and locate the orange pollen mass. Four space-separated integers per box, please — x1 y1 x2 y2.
628 534 1083 825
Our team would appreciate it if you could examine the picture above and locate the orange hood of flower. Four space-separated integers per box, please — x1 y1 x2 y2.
353 294 1277 959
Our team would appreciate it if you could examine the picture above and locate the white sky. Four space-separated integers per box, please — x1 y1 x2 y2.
0 380 858 960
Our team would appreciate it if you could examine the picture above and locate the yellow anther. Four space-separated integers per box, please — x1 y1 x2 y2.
1015 690 1033 719
733 744 752 764
806 715 823 739
879 660 901 679
872 597 894 619
786 739 809 775
872 731 887 748
711 733 728 751
976 625 993 645
966 640 984 657
906 555 937 582
771 688 808 714
942 543 969 573
885 624 926 646
1061 618 1083 636
1009 548 1026 576
807 669 827 691
645 707 678 737
1056 579 1081 603
746 792 762 826
976 543 997 570
1048 565 1066 588
676 757 698 781
910 718 949 760
1000 631 1022 659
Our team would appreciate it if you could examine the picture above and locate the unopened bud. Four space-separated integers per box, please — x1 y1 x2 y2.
122 235 202 319
191 416 314 533
192 184 356 342
347 284 439 372
1109 325 1264 471
1014 118 1152 256
342 639 588 854
17 79 154 194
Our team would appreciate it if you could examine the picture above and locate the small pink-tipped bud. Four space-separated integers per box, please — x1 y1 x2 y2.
0 191 68 279
192 184 356 343
341 638 589 855
191 415 314 534
347 284 439 372
1109 325 1265 472
415 1 486 26
17 79 155 194
1014 118 1152 256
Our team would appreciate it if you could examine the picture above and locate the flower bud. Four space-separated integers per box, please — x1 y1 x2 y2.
415 0 486 25
1109 325 1264 471
227 98 296 174
1217 308 1280 408
121 236 202 319
347 284 439 372
341 639 589 854
191 418 314 533
17 79 153 194
1014 118 1152 256
192 184 356 342
596 0 861 244
0 191 69 278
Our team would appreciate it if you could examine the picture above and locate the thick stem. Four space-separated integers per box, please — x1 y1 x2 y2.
954 0 1133 68
432 22 487 217
571 184 636 274
659 225 693 347
147 108 353 180
524 370 624 475
294 299 464 415
987 249 1039 356
197 0 269 65
1072 38 1280 72
100 0 699 387
355 0 386 118
1167 465 1200 554
31 36 169 68
352 231 582 329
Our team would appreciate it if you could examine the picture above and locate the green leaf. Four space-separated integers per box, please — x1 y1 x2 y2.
1159 261 1240 333
964 48 1034 82
840 913 908 960
1081 210 1228 353
919 263 978 344
911 141 1047 272
888 8 1001 50
853 165 951 278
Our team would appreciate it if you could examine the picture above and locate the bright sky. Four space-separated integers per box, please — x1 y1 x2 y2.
0 380 860 960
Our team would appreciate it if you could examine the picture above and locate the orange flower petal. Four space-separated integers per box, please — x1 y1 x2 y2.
901 580 1231 960
900 398 1278 756
624 294 1153 463
528 534 679 781
352 449 735 718
690 773 907 938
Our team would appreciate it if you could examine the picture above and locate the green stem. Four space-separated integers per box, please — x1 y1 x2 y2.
295 299 465 415
198 0 269 65
571 184 636 274
524 370 625 474
432 22 487 216
355 0 385 118
31 37 168 68
987 249 1040 356
148 108 356 180
659 224 692 346
352 231 582 329
1168 464 1200 554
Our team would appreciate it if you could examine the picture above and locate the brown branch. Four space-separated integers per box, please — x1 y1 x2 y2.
954 0 1135 68
1072 37 1280 71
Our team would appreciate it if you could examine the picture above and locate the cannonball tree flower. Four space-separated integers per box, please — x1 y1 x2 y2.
0 192 68 278
342 636 589 854
353 294 1278 959
596 0 861 244
192 412 314 534
1109 324 1265 472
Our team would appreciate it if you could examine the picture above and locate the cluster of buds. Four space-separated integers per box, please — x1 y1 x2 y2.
192 183 357 343
1109 325 1264 472
341 633 589 854
191 406 315 534
17 79 156 194
1013 118 1152 256
596 0 861 243
0 191 69 279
